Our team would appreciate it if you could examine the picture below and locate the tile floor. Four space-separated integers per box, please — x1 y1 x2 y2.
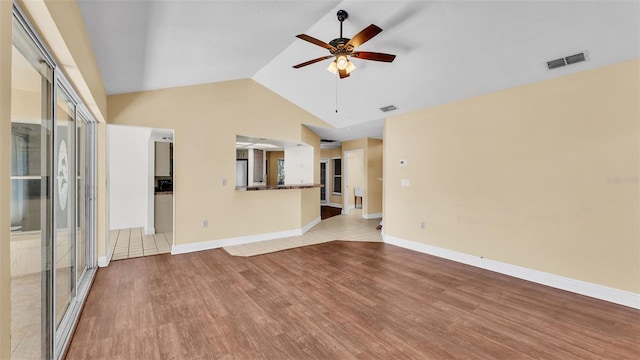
110 227 172 261
10 273 41 360
224 209 383 257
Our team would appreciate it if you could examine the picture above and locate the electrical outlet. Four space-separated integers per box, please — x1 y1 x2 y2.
202 220 208 228
222 178 227 186
420 221 425 230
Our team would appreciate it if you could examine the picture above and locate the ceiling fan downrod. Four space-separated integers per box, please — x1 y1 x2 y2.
337 10 348 38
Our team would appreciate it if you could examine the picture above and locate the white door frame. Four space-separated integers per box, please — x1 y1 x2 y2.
343 149 364 215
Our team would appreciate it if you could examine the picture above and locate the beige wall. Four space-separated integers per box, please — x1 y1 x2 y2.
0 1 13 356
108 80 328 245
385 59 640 293
301 125 321 226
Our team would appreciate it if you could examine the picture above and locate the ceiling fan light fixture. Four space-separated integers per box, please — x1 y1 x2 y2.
327 60 338 74
327 58 356 75
336 55 348 70
345 60 356 74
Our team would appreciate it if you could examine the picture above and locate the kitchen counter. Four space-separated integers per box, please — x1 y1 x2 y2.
236 184 322 191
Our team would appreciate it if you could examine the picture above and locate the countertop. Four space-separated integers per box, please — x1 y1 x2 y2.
235 184 323 191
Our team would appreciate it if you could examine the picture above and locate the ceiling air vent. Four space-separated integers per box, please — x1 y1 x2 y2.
565 52 586 65
321 139 338 143
547 51 588 70
547 58 566 70
380 105 398 113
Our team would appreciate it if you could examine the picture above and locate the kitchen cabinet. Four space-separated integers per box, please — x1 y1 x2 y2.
154 194 173 233
155 142 171 176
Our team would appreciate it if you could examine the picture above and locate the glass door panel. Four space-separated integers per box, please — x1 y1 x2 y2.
10 20 53 359
54 88 76 329
76 118 88 283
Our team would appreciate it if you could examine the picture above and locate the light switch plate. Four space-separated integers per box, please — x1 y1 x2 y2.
401 179 410 187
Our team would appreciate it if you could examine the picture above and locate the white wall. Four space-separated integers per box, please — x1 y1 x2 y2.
284 145 314 185
108 125 152 229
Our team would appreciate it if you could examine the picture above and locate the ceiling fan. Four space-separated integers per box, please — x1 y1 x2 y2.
292 10 396 79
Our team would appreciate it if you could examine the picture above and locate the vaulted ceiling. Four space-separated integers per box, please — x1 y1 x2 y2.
78 1 639 142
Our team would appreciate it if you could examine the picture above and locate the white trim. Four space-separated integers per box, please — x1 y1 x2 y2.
384 235 640 310
97 247 113 267
302 216 321 234
144 227 155 235
363 212 383 219
172 217 322 255
327 202 343 209
346 204 355 211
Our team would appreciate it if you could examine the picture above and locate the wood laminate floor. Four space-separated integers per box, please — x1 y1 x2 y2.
65 241 639 359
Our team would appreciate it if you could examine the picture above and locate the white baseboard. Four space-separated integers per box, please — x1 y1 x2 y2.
172 217 322 255
144 227 155 235
363 212 383 219
384 235 640 310
302 216 321 234
97 248 113 267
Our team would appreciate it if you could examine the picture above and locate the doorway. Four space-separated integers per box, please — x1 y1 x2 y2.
343 149 365 215
106 125 174 261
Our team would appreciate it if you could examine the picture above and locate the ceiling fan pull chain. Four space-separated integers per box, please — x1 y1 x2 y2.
335 72 339 113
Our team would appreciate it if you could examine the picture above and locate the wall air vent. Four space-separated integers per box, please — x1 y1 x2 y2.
547 51 588 70
380 105 398 113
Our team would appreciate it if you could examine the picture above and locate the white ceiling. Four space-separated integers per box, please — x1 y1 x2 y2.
78 1 640 142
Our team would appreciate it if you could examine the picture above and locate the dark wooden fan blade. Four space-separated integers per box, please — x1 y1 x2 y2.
296 34 336 50
351 51 396 62
292 55 334 69
346 24 382 49
338 68 350 79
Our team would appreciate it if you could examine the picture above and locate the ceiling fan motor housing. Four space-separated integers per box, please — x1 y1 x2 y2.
329 38 353 55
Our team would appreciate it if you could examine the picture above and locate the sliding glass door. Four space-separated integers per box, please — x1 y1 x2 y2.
10 5 97 360
10 14 53 359
53 86 77 343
